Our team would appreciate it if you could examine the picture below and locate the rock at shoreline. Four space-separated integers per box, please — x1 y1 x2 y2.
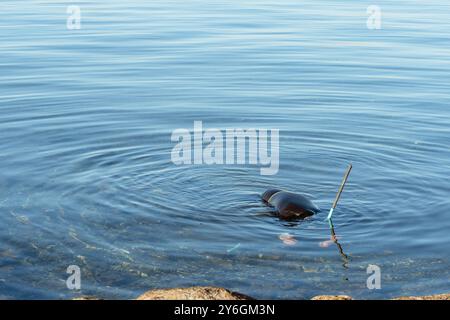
311 295 353 300
311 293 450 300
393 293 450 300
136 286 253 300
72 296 101 300
71 288 450 300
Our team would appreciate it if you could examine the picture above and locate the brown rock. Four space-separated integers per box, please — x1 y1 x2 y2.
393 293 450 300
310 293 450 300
136 286 253 300
311 295 353 300
72 296 101 300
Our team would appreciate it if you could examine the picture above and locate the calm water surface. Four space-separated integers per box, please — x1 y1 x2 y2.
0 1 449 299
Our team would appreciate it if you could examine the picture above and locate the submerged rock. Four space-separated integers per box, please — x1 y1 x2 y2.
136 286 253 300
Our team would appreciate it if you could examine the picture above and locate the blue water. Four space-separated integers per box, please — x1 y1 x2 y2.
1 1 449 299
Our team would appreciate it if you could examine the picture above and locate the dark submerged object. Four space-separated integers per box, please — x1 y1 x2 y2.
262 189 320 220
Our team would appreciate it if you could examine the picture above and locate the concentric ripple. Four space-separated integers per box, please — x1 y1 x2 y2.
0 0 449 299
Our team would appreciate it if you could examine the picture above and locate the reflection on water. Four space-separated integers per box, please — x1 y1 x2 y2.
0 0 450 299
328 219 349 269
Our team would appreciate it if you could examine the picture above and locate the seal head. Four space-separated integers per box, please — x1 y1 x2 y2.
262 189 320 220
262 189 282 203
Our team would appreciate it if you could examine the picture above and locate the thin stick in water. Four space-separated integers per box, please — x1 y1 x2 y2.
327 164 352 220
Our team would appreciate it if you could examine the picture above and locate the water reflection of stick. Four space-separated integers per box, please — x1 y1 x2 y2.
329 218 349 267
327 164 352 221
